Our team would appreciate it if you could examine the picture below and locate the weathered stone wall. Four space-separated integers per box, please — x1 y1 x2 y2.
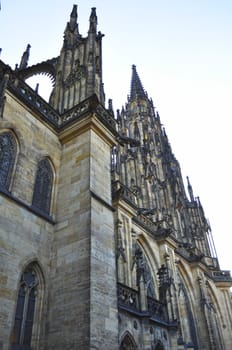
46 127 118 349
47 131 91 349
89 131 118 349
2 93 61 207
0 91 119 350
0 92 61 350
0 197 54 350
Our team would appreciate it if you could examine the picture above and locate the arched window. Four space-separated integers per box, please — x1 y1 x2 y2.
133 243 156 298
120 332 137 350
12 264 39 350
32 158 54 214
0 131 17 191
177 281 198 349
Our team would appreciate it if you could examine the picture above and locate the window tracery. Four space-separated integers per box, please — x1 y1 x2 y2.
11 265 39 350
133 243 156 298
0 131 17 191
32 158 53 214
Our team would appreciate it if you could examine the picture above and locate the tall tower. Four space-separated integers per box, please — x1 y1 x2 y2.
49 5 105 112
112 66 232 350
114 65 214 256
0 5 118 350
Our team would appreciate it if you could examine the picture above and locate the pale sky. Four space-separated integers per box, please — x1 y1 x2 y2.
0 0 232 273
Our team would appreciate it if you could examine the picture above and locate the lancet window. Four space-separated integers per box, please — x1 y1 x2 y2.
11 265 39 350
32 158 54 214
133 244 156 298
120 333 137 350
0 131 17 191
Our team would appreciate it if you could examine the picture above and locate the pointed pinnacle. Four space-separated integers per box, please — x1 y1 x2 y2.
89 7 97 33
69 4 78 32
19 44 31 70
130 65 146 101
71 4 77 18
187 176 194 202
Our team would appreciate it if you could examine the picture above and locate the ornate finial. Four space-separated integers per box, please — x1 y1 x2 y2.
35 83 39 94
187 176 194 202
116 109 121 122
108 98 114 116
162 127 167 138
19 44 31 70
63 4 79 48
69 4 78 32
89 7 97 33
71 4 77 18
196 196 201 207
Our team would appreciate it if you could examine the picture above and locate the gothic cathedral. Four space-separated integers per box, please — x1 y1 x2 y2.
0 5 231 350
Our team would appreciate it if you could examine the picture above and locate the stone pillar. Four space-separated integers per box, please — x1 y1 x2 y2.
89 129 118 349
47 107 118 350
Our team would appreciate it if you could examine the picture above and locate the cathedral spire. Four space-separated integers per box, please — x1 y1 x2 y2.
130 65 146 101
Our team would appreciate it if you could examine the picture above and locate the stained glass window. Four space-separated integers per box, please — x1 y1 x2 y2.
12 266 38 350
32 158 53 214
0 131 17 191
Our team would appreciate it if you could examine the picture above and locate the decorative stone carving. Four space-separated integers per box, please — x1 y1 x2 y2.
117 220 126 262
64 65 85 88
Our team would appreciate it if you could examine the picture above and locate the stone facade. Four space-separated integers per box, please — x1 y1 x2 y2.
0 5 231 350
